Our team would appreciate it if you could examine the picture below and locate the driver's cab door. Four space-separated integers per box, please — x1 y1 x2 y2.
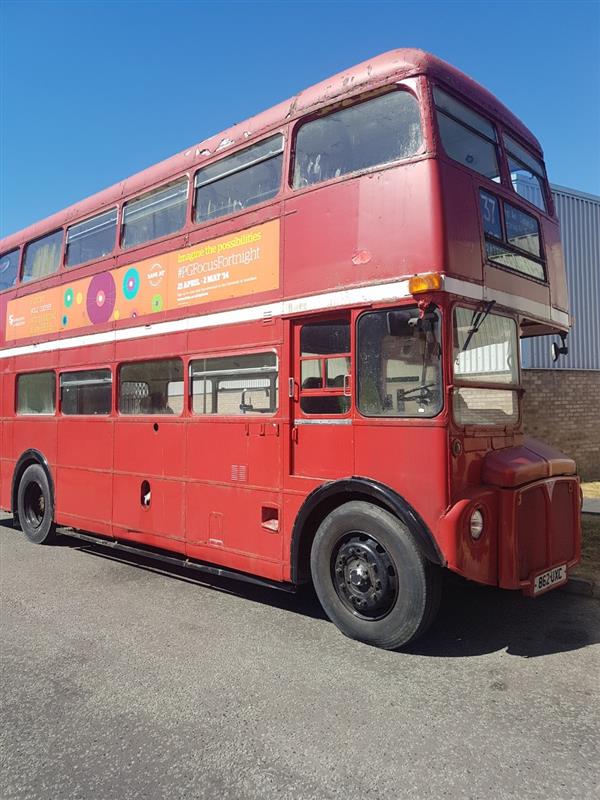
289 314 353 480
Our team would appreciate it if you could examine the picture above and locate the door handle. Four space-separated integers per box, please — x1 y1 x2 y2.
288 378 299 401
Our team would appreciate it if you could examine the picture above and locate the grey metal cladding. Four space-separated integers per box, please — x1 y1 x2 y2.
521 184 600 371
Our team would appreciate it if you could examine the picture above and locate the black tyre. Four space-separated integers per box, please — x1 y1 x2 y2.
17 464 56 545
310 501 441 650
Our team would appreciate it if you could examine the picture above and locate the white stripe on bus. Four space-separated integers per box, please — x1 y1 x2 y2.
0 276 568 360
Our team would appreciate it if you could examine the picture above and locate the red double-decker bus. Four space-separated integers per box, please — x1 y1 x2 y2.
0 50 580 649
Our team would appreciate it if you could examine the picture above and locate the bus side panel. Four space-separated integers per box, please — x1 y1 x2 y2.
12 419 58 485
283 162 442 300
354 424 449 554
185 484 283 565
54 418 114 535
185 419 283 563
112 418 186 545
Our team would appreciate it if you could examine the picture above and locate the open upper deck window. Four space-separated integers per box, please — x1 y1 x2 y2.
292 91 423 189
122 178 188 249
66 208 117 268
434 87 500 182
22 230 63 283
503 134 547 212
0 249 19 291
194 135 283 223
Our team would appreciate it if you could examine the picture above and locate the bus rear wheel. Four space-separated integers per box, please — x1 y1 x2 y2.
310 501 441 650
17 464 56 545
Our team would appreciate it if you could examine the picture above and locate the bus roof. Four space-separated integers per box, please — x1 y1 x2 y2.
1 48 542 251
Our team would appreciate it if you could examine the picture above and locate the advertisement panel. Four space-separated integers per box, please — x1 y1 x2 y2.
5 219 280 341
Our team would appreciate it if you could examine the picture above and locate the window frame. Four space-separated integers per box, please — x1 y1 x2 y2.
117 358 185 416
189 349 279 417
479 188 546 282
0 247 21 293
192 133 285 227
356 305 444 420
120 177 190 251
16 371 57 416
65 207 118 269
21 229 65 284
503 133 549 214
289 86 426 193
451 302 521 430
59 368 113 416
432 85 501 184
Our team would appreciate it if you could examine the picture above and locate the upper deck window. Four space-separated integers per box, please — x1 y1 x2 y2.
66 208 117 268
0 249 20 291
292 91 423 189
194 135 283 223
503 134 547 212
434 87 500 182
22 230 63 283
122 178 188 250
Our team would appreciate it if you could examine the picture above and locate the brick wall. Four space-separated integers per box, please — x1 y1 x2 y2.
522 369 600 480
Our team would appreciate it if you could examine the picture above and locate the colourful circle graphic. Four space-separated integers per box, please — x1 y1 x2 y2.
64 288 74 308
62 315 68 327
86 273 116 324
123 268 140 300
151 294 164 312
76 292 83 305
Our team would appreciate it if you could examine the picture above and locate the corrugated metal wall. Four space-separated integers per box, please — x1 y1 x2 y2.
521 184 600 370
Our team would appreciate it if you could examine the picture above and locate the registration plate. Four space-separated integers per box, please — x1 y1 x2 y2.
533 564 567 595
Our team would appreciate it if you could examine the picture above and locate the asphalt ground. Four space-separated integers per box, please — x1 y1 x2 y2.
1 512 599 800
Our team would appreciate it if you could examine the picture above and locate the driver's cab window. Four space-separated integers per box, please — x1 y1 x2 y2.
357 307 443 417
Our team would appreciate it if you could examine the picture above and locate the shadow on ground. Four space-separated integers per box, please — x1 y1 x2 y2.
2 516 598 660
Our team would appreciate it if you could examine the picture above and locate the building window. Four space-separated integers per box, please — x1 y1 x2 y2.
0 249 20 292
122 179 188 249
480 190 545 280
66 209 117 268
190 352 278 415
60 369 112 415
119 359 183 414
22 230 63 283
16 372 56 415
434 87 500 182
194 135 283 223
293 91 423 189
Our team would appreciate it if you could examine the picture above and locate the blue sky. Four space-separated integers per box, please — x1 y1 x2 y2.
1 0 599 238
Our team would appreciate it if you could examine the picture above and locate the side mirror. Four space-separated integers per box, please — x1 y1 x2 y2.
551 332 568 362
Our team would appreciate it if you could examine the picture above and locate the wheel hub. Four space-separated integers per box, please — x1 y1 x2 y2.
333 535 397 619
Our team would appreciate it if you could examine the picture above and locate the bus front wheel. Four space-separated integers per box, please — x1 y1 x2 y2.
17 464 56 545
310 501 441 650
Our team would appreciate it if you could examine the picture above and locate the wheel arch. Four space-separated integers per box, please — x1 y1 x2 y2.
290 477 445 583
11 450 55 521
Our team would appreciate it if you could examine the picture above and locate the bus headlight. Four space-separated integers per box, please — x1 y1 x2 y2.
470 508 484 540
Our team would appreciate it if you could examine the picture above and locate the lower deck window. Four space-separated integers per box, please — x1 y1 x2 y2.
119 359 183 414
191 352 278 415
17 372 55 415
61 369 111 415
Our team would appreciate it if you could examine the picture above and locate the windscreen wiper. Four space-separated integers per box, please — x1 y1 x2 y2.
460 300 496 353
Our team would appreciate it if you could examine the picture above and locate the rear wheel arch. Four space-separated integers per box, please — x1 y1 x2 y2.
11 450 55 522
290 477 445 584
